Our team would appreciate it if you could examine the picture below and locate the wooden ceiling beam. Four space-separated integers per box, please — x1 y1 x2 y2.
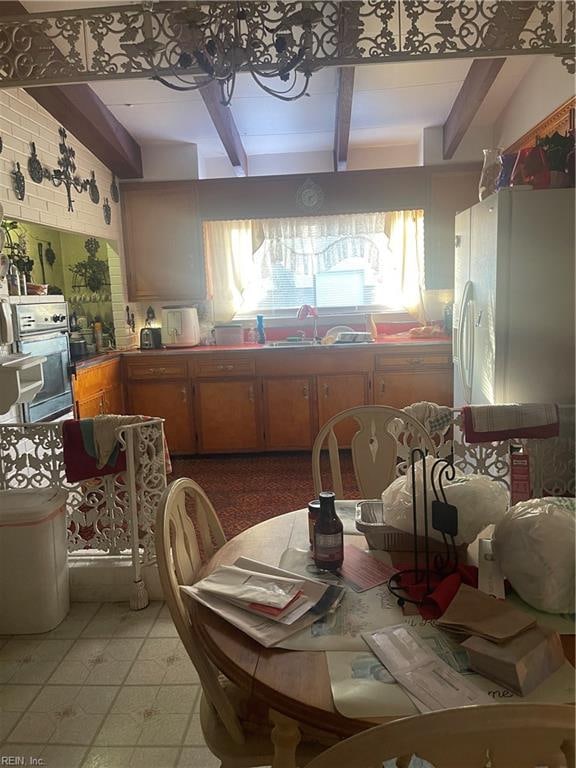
333 67 355 172
443 1 538 160
199 81 248 177
0 0 142 178
442 58 506 160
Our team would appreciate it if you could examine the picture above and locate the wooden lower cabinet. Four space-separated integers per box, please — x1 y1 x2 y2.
126 380 195 454
316 373 370 445
76 391 106 418
374 369 453 409
262 377 315 450
74 358 124 419
196 379 260 453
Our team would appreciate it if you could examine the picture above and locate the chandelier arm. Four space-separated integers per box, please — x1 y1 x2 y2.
250 71 312 102
152 74 210 92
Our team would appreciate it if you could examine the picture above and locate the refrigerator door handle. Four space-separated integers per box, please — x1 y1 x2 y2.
458 280 474 404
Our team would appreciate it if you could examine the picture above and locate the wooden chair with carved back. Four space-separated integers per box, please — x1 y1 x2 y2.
312 405 437 498
155 477 330 768
304 704 575 768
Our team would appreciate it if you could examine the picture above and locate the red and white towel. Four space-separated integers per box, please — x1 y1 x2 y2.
462 404 560 444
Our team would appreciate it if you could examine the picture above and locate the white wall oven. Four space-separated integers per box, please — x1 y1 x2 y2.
11 297 73 422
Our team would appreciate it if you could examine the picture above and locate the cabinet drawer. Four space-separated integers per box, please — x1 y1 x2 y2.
375 352 452 371
126 359 187 380
196 357 255 378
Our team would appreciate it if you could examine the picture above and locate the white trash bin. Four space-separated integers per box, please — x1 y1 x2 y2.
0 488 70 634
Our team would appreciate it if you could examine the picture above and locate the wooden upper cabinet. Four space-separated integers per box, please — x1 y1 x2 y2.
262 376 315 450
121 181 206 302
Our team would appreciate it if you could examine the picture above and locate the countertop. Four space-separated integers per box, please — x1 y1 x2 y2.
73 334 451 369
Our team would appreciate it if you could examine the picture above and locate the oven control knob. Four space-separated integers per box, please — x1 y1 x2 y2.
52 313 66 322
59 314 66 322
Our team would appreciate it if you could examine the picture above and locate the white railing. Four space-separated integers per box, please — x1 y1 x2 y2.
0 420 167 608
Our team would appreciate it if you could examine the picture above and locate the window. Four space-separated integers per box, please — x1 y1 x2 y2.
204 210 425 321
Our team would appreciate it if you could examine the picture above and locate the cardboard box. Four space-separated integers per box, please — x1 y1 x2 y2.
462 625 565 696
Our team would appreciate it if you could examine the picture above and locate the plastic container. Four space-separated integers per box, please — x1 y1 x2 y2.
0 488 69 634
355 500 466 554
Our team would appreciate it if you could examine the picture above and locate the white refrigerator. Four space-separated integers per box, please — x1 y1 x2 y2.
452 188 575 408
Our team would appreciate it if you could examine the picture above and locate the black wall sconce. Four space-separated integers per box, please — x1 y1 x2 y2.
26 128 100 213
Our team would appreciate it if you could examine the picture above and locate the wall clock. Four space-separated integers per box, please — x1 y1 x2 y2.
296 177 324 211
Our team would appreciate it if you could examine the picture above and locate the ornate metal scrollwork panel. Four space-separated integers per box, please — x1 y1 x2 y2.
0 2 573 89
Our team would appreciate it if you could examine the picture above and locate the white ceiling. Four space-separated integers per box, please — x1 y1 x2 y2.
89 56 536 166
20 0 538 173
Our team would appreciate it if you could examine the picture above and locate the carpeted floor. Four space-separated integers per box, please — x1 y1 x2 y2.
170 451 358 538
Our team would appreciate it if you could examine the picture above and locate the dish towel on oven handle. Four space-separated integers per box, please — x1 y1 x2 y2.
462 404 559 443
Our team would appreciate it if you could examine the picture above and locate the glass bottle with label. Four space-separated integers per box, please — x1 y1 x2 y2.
313 491 344 571
307 500 320 549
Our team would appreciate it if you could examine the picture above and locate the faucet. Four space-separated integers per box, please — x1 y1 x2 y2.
296 304 319 342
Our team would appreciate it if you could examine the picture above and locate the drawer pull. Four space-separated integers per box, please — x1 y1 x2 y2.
181 386 187 403
148 366 168 375
409 358 423 366
380 381 385 394
248 385 255 402
216 364 234 371
303 385 309 400
323 383 329 398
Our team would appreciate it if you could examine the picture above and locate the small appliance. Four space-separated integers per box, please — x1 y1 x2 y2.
213 323 244 346
140 326 163 349
161 306 200 347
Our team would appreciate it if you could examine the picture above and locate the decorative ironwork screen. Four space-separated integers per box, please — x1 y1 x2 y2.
0 421 167 566
0 1 573 90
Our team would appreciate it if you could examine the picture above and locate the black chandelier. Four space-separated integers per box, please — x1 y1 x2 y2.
134 1 321 105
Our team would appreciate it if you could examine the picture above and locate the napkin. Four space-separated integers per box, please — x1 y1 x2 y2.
437 584 535 643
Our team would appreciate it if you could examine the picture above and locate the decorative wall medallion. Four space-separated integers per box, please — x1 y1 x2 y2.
45 241 56 267
28 141 44 183
12 162 25 200
296 177 324 211
110 175 120 203
88 171 100 204
103 197 111 225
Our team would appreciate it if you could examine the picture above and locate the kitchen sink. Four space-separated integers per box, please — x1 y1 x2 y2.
265 340 317 347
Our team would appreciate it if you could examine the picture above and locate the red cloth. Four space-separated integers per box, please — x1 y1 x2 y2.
462 405 559 443
393 565 478 620
62 420 126 483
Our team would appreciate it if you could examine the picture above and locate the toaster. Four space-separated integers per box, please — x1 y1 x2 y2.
140 326 163 349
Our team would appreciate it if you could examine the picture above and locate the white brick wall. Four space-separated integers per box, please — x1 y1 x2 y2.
0 88 142 348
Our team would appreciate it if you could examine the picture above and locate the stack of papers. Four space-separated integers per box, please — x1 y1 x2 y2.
363 624 493 712
181 557 345 647
436 584 535 642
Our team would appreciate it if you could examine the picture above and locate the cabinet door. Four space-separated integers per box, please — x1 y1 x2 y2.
127 381 195 454
317 374 370 446
262 377 314 450
104 384 124 415
76 391 104 419
121 181 205 302
196 380 260 453
374 370 453 409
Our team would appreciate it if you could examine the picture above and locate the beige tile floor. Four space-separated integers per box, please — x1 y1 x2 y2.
0 602 221 768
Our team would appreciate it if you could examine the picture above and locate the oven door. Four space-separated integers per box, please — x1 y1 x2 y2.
19 331 73 422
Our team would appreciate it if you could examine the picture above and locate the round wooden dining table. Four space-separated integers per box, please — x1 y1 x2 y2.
188 509 576 739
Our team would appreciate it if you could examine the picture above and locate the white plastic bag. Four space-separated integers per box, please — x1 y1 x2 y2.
381 457 509 545
493 497 575 614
